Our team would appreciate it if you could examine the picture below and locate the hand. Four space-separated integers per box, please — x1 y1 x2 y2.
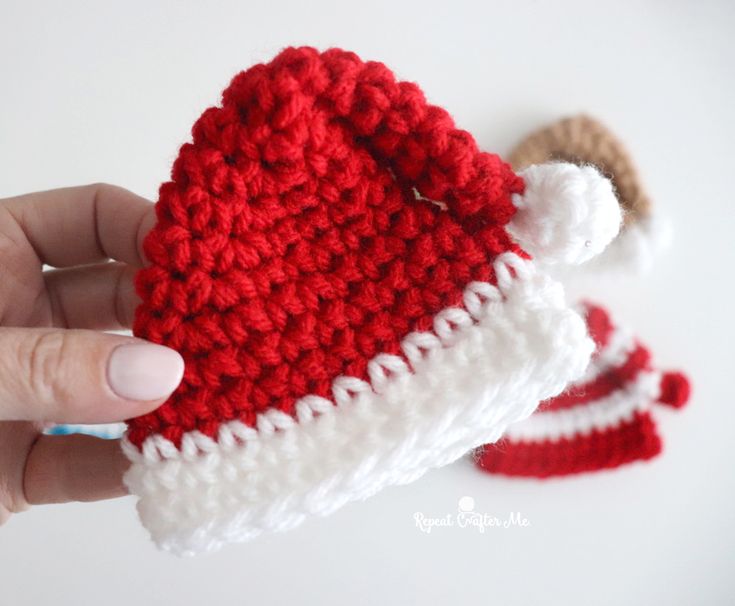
0 184 184 523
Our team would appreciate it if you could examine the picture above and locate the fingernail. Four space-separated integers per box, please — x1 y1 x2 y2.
107 343 184 401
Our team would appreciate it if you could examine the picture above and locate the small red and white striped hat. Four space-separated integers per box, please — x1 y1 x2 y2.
474 302 690 478
123 47 622 554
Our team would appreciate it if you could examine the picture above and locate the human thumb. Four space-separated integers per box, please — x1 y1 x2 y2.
0 327 183 423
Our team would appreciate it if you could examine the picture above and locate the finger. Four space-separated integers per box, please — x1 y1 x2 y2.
24 435 129 504
44 262 139 330
1 183 156 268
0 327 184 423
0 421 42 517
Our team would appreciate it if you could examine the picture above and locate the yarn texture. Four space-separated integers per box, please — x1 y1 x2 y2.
124 47 620 554
508 115 666 272
473 302 691 478
509 163 620 266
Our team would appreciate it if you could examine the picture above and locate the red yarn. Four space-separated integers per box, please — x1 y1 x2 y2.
474 302 691 478
583 301 615 351
541 343 650 412
657 371 690 408
128 47 525 449
474 411 662 478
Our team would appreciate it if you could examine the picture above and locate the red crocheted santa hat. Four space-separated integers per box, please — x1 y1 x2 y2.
123 47 621 554
473 302 690 478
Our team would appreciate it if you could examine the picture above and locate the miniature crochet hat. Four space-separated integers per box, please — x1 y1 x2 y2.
508 115 670 272
473 301 690 478
122 47 621 554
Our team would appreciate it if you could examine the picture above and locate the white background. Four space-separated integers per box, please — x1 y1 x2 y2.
1 1 733 604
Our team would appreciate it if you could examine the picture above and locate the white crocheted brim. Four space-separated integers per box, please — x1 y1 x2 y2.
122 253 594 555
504 370 662 442
500 312 664 442
565 213 672 276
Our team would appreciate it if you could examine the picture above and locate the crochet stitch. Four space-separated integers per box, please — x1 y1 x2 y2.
508 115 669 272
123 47 621 554
473 302 690 478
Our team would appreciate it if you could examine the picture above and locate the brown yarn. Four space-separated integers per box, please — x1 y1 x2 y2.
508 115 651 227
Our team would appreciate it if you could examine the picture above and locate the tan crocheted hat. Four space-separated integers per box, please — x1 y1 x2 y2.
508 115 669 271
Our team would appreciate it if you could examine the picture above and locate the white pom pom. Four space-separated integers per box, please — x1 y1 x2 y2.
508 162 622 265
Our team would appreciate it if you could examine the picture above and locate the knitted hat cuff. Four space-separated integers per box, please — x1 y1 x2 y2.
503 368 662 442
473 301 691 478
122 253 593 555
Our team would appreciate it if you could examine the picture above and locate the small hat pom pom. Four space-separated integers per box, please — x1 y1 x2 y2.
508 162 622 265
657 371 691 409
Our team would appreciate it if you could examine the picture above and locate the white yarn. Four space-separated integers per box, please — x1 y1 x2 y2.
560 213 673 277
504 369 662 441
508 162 622 266
572 323 637 385
123 253 594 556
